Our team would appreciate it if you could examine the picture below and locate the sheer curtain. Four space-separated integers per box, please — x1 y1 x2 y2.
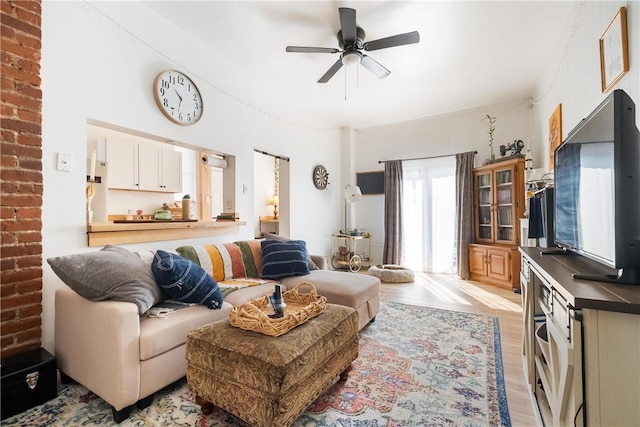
402 156 456 273
383 160 403 265
455 151 476 279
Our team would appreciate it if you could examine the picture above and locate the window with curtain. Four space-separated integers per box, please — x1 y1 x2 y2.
403 156 456 273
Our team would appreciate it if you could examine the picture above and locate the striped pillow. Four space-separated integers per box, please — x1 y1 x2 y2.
260 239 310 280
234 240 263 277
175 245 218 279
176 241 264 282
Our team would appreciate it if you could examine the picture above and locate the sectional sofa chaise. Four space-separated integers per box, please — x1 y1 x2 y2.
49 238 381 422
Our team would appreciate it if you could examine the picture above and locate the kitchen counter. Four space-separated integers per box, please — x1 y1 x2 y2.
86 220 246 247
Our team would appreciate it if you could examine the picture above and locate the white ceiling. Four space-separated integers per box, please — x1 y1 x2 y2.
141 1 575 129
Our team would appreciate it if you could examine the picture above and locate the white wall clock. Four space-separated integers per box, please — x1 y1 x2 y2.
313 165 329 190
153 70 203 125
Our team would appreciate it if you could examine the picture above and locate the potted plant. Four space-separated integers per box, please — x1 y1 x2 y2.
485 115 497 161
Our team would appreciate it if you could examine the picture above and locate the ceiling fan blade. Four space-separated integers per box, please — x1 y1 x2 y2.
286 46 339 54
364 31 420 51
361 55 391 79
318 59 344 83
339 7 357 43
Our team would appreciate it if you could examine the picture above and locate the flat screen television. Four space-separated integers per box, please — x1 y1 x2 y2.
554 89 640 285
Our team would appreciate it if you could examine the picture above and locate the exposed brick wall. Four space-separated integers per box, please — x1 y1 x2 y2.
1 0 43 359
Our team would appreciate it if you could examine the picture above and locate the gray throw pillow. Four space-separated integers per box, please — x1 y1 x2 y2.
47 245 163 314
263 232 289 241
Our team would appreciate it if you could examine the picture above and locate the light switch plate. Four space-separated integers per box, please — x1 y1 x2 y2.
56 153 73 172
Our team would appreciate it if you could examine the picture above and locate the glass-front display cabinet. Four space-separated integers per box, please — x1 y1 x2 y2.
474 157 524 245
469 157 525 291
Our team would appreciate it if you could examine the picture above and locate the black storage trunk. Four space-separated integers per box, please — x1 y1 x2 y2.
1 348 58 420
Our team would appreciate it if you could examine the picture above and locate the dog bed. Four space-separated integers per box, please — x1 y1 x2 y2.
368 264 415 283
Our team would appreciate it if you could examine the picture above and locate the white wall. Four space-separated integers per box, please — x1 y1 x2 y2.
40 1 343 353
531 1 639 170
352 99 532 263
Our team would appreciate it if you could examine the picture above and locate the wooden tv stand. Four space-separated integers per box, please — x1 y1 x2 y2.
519 247 640 426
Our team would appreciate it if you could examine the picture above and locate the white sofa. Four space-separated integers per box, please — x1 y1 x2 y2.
55 283 276 422
53 241 380 422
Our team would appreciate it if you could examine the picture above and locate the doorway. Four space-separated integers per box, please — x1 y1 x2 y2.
253 150 290 238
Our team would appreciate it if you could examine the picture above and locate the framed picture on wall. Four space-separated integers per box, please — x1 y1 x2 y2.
548 104 562 170
599 7 629 93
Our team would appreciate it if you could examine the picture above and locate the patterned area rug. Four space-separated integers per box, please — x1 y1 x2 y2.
2 302 510 426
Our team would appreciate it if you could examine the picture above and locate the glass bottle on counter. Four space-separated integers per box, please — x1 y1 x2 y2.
182 195 191 220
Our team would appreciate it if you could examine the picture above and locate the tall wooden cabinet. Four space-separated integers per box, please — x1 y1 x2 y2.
469 157 524 291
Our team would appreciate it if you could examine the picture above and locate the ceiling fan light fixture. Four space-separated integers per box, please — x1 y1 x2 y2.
285 7 420 84
341 51 362 67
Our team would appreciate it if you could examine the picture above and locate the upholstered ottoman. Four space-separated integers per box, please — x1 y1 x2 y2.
282 271 380 330
186 304 359 427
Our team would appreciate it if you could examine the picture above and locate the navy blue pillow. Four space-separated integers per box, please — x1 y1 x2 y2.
151 250 224 309
261 239 311 280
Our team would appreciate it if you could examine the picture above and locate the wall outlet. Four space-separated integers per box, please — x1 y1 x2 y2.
56 153 73 172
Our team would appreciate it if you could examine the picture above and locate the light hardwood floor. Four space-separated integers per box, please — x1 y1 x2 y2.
378 272 539 426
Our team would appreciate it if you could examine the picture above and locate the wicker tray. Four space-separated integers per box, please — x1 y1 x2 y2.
229 282 327 337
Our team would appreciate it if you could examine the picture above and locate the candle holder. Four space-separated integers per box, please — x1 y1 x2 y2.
86 180 95 224
87 149 97 223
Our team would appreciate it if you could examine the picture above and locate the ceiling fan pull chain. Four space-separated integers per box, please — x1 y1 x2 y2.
344 66 348 101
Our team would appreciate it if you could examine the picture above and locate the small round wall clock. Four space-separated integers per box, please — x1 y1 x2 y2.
313 165 329 190
153 70 203 125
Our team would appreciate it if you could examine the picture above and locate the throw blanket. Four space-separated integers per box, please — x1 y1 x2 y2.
145 300 196 318
145 285 238 318
219 278 276 287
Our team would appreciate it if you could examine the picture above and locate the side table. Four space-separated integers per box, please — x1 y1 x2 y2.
259 216 279 235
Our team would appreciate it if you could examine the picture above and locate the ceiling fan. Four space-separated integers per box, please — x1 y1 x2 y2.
285 7 420 83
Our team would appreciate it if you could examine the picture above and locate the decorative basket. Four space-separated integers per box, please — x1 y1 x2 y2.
229 282 327 337
170 207 182 220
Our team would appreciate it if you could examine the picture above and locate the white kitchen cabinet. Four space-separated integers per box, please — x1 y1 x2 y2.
107 139 182 193
138 143 182 192
106 139 139 191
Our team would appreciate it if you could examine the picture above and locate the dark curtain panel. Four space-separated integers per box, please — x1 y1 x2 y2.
455 151 476 279
383 160 403 264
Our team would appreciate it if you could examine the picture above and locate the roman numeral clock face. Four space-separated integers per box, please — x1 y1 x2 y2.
153 70 203 125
